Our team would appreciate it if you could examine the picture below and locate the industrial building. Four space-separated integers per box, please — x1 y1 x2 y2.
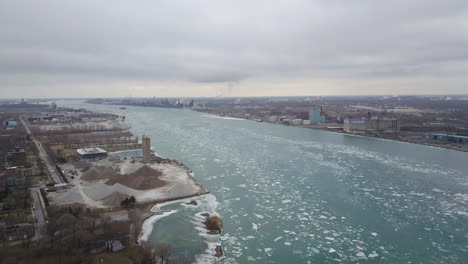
344 119 367 133
309 106 326 123
344 118 400 133
367 118 400 133
76 148 108 159
425 134 468 143
142 135 151 163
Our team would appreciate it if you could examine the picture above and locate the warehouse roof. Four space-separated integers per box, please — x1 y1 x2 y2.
77 148 107 155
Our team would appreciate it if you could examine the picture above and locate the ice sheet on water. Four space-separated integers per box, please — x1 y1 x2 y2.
254 214 264 219
252 223 258 231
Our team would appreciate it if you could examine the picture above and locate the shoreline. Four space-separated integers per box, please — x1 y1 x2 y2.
135 192 221 261
82 100 468 153
195 110 468 153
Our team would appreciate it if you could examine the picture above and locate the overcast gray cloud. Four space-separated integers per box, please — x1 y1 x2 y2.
0 0 468 97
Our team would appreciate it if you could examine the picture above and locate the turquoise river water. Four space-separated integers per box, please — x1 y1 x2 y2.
59 101 468 264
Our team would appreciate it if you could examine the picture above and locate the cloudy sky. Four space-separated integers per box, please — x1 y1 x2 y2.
1 0 467 98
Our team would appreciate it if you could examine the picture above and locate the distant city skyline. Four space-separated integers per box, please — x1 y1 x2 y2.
1 0 468 98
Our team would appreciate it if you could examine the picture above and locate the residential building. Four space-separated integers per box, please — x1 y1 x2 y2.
6 149 27 167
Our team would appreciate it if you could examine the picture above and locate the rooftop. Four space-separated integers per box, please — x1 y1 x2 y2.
77 147 108 155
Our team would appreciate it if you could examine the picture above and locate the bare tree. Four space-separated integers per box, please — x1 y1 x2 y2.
139 240 156 264
101 216 115 252
128 208 142 243
154 243 171 264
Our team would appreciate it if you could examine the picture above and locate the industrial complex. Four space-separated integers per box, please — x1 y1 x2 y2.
190 95 468 152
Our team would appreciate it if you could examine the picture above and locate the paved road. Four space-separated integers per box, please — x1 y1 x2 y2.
20 116 62 184
30 187 47 240
0 188 47 247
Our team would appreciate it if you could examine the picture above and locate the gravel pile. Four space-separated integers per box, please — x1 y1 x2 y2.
81 166 119 181
100 191 130 207
105 165 167 190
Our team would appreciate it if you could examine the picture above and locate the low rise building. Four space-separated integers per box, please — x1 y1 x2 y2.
425 134 468 143
292 119 303 125
54 183 69 190
3 119 17 127
6 149 27 167
77 148 108 159
6 166 40 177
268 116 278 122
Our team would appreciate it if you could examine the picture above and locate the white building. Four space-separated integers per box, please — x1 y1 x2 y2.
77 148 108 159
292 119 303 125
268 116 278 122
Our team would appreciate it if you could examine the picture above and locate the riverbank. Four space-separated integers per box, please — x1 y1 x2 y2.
51 100 468 263
136 192 224 263
195 110 468 153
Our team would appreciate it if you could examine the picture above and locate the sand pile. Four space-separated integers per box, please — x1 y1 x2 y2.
100 191 130 207
105 165 167 190
81 166 119 181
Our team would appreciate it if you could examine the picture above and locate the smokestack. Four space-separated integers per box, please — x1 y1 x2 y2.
142 135 151 163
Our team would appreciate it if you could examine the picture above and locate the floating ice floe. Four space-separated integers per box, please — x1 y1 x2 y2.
274 236 283 242
356 252 366 258
254 214 264 219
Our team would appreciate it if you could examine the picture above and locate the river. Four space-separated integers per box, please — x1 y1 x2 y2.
58 101 468 263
